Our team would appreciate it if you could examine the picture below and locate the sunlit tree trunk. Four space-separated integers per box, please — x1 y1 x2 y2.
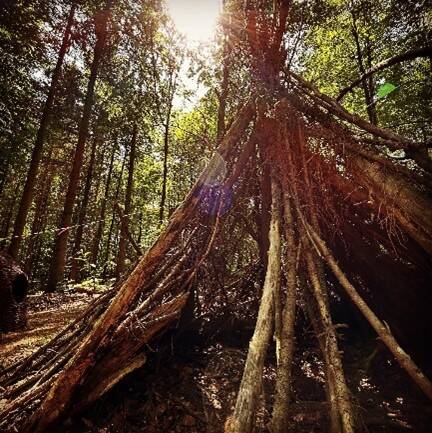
116 123 137 278
217 0 231 143
91 138 116 265
8 3 76 259
46 1 113 292
70 131 100 282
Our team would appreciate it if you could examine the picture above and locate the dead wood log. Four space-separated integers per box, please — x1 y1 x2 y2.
299 276 342 433
226 176 282 433
348 153 432 254
302 234 356 433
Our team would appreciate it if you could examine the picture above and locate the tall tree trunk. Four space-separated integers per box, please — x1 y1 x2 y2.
46 1 112 292
351 13 378 125
226 176 281 433
91 139 116 265
103 149 126 278
217 0 231 143
69 132 100 282
159 70 175 223
8 3 76 259
24 145 57 275
116 123 137 278
1 185 20 243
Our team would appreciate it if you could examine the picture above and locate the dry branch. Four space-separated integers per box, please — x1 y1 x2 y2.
306 223 432 401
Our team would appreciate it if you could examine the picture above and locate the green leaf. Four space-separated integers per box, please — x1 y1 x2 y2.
377 82 396 99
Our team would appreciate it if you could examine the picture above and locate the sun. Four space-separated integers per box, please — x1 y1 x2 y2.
166 0 221 43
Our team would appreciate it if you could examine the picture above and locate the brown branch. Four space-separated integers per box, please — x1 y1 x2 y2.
304 222 432 401
286 70 426 151
337 46 432 101
114 202 142 256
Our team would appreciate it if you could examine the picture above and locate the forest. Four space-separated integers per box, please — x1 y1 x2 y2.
0 0 431 432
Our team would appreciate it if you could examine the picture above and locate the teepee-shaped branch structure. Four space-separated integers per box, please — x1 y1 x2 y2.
1 2 431 432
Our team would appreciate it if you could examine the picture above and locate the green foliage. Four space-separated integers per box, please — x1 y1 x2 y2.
376 82 396 99
0 0 430 289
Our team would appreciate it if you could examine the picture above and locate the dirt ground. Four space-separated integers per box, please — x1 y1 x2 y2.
1 292 432 433
0 290 99 369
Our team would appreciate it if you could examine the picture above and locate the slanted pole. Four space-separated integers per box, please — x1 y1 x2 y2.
307 224 432 401
226 176 282 433
270 193 297 433
302 224 356 433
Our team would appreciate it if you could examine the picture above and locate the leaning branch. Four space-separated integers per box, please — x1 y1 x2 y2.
337 46 432 101
305 222 432 401
286 69 427 151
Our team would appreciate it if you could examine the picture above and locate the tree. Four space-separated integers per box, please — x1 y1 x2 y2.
116 123 137 277
7 3 76 259
0 1 431 432
46 0 113 292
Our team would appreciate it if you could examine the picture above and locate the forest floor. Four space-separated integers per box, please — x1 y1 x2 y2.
1 293 431 433
0 288 103 369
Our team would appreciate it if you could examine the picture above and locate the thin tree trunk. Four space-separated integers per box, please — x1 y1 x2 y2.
1 185 20 242
103 149 127 278
351 15 378 125
91 139 116 265
24 145 57 275
300 275 342 433
113 202 142 256
226 176 281 433
159 71 175 223
46 1 112 292
70 132 100 282
116 123 137 277
217 0 231 143
8 3 76 259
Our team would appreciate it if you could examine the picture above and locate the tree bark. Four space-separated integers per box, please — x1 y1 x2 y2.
8 3 76 259
227 176 281 433
303 237 356 433
46 1 112 291
217 1 231 143
91 140 116 265
116 123 137 277
270 192 297 433
69 131 100 282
